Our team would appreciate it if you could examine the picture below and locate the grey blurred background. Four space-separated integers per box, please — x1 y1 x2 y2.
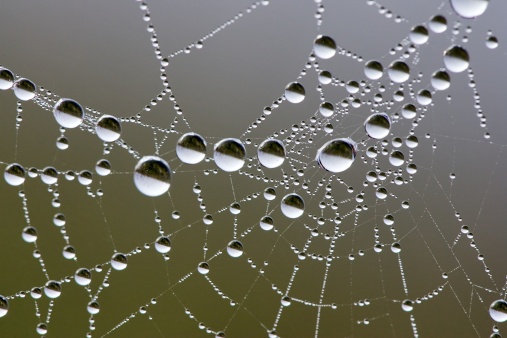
0 0 506 337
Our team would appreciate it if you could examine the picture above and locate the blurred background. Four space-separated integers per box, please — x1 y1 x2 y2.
0 0 506 337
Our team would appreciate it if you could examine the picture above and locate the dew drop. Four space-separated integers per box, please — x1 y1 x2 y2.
264 187 277 201
87 301 100 315
409 25 429 45
401 104 417 119
444 46 470 73
53 99 84 129
387 61 410 83
0 296 8 318
281 193 305 219
429 15 447 33
316 138 356 173
134 156 171 197
176 133 207 164
213 138 246 172
227 240 244 258
96 115 122 142
111 253 128 270
13 78 36 101
431 70 451 91
402 299 414 312
75 268 92 286
319 102 334 117
285 82 305 103
257 139 285 168
4 163 25 186
44 281 62 299
22 226 37 243
364 113 391 139
260 215 274 231
0 67 15 90
155 236 171 253
198 262 210 275
313 35 337 59
489 300 507 322
63 245 76 259
36 323 48 335
78 170 93 186
364 60 383 80
486 36 498 49
95 159 112 176
450 0 489 19
389 151 405 166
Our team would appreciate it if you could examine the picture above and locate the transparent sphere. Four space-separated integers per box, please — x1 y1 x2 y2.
95 159 112 176
444 46 470 73
0 295 8 318
134 156 171 197
402 299 414 312
75 268 92 286
260 215 274 231
284 82 305 103
364 60 383 80
154 236 172 254
44 280 62 299
364 113 391 139
198 262 210 275
111 253 128 270
281 193 305 219
96 115 122 142
387 61 410 83
316 138 356 173
431 70 451 91
176 133 207 164
53 98 84 129
489 300 507 322
313 35 337 59
13 78 36 101
87 301 100 315
214 138 246 172
450 0 489 18
4 163 25 186
227 240 244 258
429 15 447 33
0 67 14 90
319 102 334 117
257 139 285 168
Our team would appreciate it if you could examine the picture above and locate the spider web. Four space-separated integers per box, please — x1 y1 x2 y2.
0 0 506 337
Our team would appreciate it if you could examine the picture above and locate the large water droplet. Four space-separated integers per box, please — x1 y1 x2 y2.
258 139 285 168
111 253 128 270
450 0 489 18
490 300 507 322
260 215 274 231
431 70 451 91
75 268 92 286
198 262 210 274
264 187 276 200
95 159 112 176
429 15 447 33
134 156 171 197
53 99 84 129
401 104 417 119
87 301 100 315
13 78 36 101
0 296 8 317
36 323 47 335
316 138 356 173
176 133 207 164
364 61 383 80
281 193 305 219
155 236 171 253
364 113 391 139
44 281 62 299
402 299 414 312
319 102 334 117
313 35 336 59
227 240 244 258
0 68 14 90
284 82 305 103
96 115 122 142
22 226 37 243
389 151 405 166
41 167 58 185
387 61 410 83
4 163 25 186
214 138 246 172
444 46 470 73
409 25 429 45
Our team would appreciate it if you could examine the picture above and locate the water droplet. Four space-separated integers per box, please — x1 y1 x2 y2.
257 139 285 168
402 299 414 312
30 287 42 299
486 36 498 49
96 115 122 142
444 46 470 73
0 68 14 90
450 0 489 19
53 99 84 129
416 89 432 105
431 70 451 91
401 104 416 119
490 300 507 322
75 268 92 286
409 25 429 45
281 296 291 306
319 102 334 117
111 253 128 270
63 245 76 259
13 78 36 101
44 281 62 299
198 262 210 274
227 240 244 258
264 187 276 200
214 138 246 172
316 138 356 173
22 226 37 243
0 296 8 317
134 156 171 197
387 61 410 83
391 242 401 253
78 170 93 186
318 70 332 85
260 215 274 231
95 159 112 176
284 82 305 103
87 301 100 315
4 163 25 186
429 15 447 33
376 187 388 199
313 35 336 59
229 202 241 215
389 151 405 166
281 193 305 219
36 323 47 335
364 113 391 139
203 214 213 225
364 60 383 80
176 133 207 164
155 236 172 253
405 135 419 148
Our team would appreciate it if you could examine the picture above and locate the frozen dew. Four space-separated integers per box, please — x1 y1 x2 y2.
489 300 507 322
257 139 285 168
4 163 25 186
111 253 128 270
198 262 210 275
450 0 489 19
227 240 244 258
213 138 246 172
260 215 274 231
409 25 429 45
22 226 38 243
429 15 447 33
53 99 84 129
154 236 172 254
264 187 276 200
319 102 334 117
176 133 207 164
387 61 410 83
13 78 36 101
0 67 14 90
95 159 112 176
0 296 8 318
281 193 305 219
284 82 305 103
316 138 356 173
313 35 337 59
87 301 100 315
364 60 383 80
401 104 417 119
75 268 92 286
389 151 405 166
431 70 451 91
96 115 122 142
364 113 391 139
78 170 93 186
134 156 171 197
402 299 414 312
444 46 470 73
44 281 62 299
